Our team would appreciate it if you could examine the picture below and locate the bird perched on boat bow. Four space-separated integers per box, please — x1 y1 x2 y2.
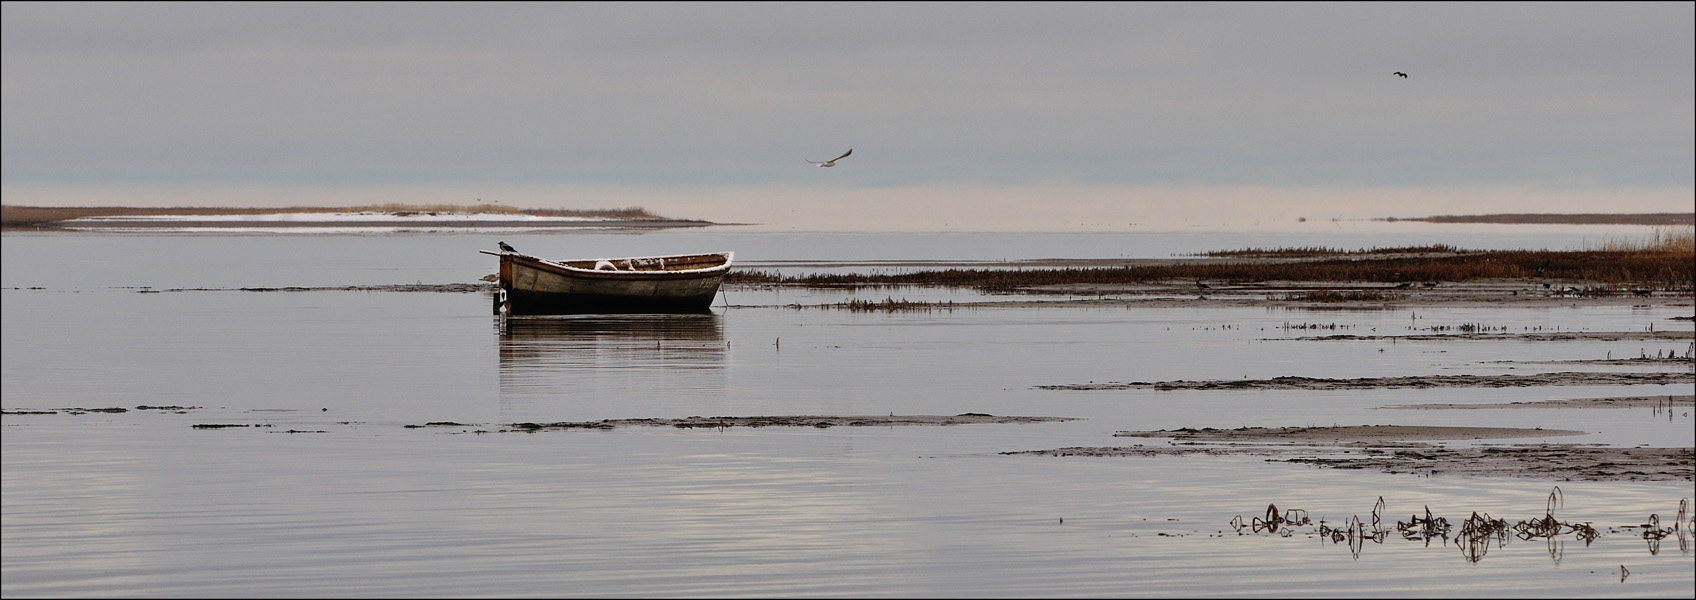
498 241 517 253
807 149 852 167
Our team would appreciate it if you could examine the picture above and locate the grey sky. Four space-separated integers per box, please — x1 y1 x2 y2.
2 2 1691 229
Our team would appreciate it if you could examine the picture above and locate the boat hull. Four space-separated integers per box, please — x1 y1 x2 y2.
484 250 732 315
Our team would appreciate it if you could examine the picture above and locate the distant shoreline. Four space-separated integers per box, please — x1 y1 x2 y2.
0 204 716 231
1380 212 1692 226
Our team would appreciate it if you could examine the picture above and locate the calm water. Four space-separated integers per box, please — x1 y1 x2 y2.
4 227 1693 598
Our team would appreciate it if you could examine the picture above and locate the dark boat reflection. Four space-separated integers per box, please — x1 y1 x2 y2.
498 314 726 379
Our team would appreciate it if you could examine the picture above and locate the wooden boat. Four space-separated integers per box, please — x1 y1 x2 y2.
480 249 733 315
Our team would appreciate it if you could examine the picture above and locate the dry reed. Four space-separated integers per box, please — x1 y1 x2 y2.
836 297 954 312
1272 289 1395 302
1234 488 1692 564
1582 225 1696 253
1196 244 1460 258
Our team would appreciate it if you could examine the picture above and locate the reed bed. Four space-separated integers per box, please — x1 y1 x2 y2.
1418 323 1512 333
727 245 1695 291
1277 322 1357 331
775 297 957 312
1196 244 1461 258
1270 289 1395 302
1583 225 1696 253
835 297 955 312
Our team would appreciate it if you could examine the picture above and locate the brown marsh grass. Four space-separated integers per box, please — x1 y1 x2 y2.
1 204 665 229
1272 289 1396 302
1583 225 1696 254
836 297 955 312
1195 244 1461 258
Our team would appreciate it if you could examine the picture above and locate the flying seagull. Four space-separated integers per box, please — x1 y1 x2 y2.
1393 71 1408 78
807 149 852 167
498 241 517 253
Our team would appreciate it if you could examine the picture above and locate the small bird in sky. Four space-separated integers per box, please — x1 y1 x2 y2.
498 241 517 253
807 149 852 167
1393 71 1408 78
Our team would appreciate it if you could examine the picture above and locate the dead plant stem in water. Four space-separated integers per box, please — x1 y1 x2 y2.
1231 488 1691 564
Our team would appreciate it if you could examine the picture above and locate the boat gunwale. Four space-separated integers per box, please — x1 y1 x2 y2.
479 250 734 278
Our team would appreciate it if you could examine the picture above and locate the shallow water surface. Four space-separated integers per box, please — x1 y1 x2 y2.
3 231 1692 597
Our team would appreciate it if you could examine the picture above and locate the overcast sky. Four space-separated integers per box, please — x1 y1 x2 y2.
3 2 1691 230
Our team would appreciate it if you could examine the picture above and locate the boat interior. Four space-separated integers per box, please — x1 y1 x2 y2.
554 253 729 273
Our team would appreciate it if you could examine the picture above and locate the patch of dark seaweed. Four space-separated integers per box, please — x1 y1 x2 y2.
1275 446 1694 482
1010 443 1692 482
1038 372 1694 391
1111 425 1586 442
1282 331 1692 343
1383 395 1694 411
498 414 1075 432
508 421 616 432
